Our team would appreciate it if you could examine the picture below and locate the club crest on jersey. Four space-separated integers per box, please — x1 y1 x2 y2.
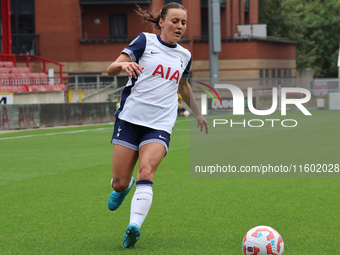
152 64 180 84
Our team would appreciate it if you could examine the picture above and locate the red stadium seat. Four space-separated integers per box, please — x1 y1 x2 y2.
14 67 31 73
0 73 10 85
0 85 27 93
0 61 14 67
28 73 40 85
0 67 12 73
18 73 31 85
22 67 31 73
39 73 48 85
4 61 14 67
8 74 18 85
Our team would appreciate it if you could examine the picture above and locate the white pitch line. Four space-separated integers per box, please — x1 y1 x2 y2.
0 127 111 141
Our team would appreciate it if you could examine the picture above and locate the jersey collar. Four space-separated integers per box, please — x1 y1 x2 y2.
157 35 177 48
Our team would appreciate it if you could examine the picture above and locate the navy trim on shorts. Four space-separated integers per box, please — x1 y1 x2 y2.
139 139 168 152
111 138 138 151
111 118 170 154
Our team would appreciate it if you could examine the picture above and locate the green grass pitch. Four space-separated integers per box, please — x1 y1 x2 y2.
0 110 339 254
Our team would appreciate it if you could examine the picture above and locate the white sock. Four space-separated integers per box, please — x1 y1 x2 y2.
129 182 153 229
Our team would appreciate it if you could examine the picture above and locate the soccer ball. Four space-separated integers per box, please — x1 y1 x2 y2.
242 226 284 255
183 110 190 116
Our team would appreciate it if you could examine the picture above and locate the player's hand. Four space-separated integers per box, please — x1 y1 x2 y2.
195 114 208 134
120 62 144 78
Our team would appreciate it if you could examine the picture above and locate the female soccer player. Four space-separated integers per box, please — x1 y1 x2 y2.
107 2 208 248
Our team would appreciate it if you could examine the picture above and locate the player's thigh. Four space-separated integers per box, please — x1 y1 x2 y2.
137 142 166 181
112 144 138 185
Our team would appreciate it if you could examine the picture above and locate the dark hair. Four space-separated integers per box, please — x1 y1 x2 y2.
135 2 187 30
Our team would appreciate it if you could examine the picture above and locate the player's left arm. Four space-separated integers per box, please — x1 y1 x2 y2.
178 77 208 134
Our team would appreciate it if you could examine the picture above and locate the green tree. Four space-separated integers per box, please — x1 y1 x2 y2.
259 0 292 38
259 0 340 78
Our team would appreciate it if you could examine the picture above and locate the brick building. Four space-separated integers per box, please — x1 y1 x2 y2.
2 0 296 82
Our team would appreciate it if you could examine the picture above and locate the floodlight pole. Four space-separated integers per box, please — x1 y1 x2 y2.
208 0 221 89
1 0 12 54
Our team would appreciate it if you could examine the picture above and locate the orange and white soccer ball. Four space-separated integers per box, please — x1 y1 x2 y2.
242 226 284 255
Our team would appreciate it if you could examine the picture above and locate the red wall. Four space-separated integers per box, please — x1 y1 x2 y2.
194 41 296 60
35 0 82 62
35 1 151 62
256 41 296 60
82 4 152 38
249 0 259 24
182 0 201 38
34 0 284 65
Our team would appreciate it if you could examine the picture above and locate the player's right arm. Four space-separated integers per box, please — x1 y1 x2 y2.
107 53 144 78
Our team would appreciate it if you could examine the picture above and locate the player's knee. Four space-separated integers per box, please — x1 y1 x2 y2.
112 179 129 192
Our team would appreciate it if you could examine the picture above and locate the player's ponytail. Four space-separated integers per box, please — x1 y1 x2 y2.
135 2 187 30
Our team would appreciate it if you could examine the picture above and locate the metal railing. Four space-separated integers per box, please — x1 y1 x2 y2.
258 88 340 96
68 74 118 89
0 76 61 86
67 74 130 101
82 79 118 101
0 53 64 82
193 34 293 43
80 35 190 44
108 86 125 100
80 35 138 43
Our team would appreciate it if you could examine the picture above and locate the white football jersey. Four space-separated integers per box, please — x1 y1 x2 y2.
116 32 192 134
